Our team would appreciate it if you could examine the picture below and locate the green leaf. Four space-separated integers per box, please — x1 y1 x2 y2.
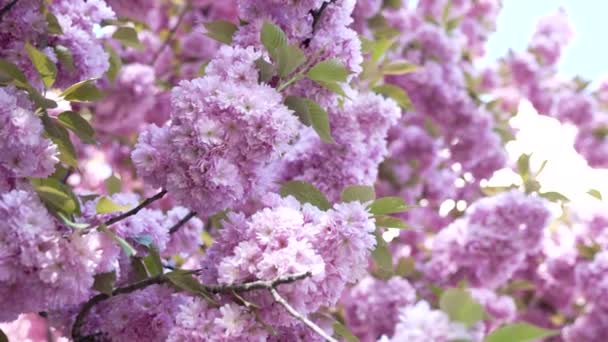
31 177 80 216
46 12 63 34
307 59 350 83
41 114 78 168
588 189 602 200
333 321 359 342
368 197 408 215
361 36 395 63
0 59 29 88
382 60 419 75
304 99 333 143
372 232 393 278
112 27 143 49
60 79 104 102
93 271 116 296
539 191 570 203
57 111 96 144
372 84 412 110
198 61 210 77
374 215 410 229
517 153 531 181
57 212 90 230
166 270 214 302
383 0 402 9
439 288 485 327
341 185 375 203
0 328 7 342
280 180 331 211
143 246 163 277
96 196 133 214
278 44 306 78
98 223 137 257
29 88 58 109
395 256 416 277
105 44 122 82
54 45 75 72
255 57 274 83
204 20 238 45
284 96 311 125
105 174 122 195
316 80 349 98
25 42 57 88
261 21 288 61
484 323 559 342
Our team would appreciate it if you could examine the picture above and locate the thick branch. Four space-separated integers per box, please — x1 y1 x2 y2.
0 0 18 22
72 272 312 341
302 0 337 47
270 287 337 342
104 189 167 226
168 210 198 234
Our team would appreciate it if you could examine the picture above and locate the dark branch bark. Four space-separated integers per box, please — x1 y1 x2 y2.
103 189 167 226
0 0 19 22
168 210 197 234
302 0 337 47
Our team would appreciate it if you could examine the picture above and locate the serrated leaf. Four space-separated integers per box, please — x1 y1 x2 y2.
60 79 104 102
374 215 410 229
143 246 163 277
41 114 78 168
341 185 375 203
112 27 143 49
46 12 63 34
307 59 350 83
261 21 288 61
382 60 419 75
54 45 75 72
96 196 132 214
368 197 408 215
31 177 80 216
284 95 311 125
439 288 485 327
204 20 238 45
98 223 137 257
255 57 274 83
25 42 57 88
93 271 116 296
372 84 412 110
278 44 306 78
105 174 122 195
333 321 359 342
57 111 96 144
540 191 570 203
105 44 122 82
304 99 333 143
280 180 331 210
587 189 602 200
372 232 393 278
484 323 558 342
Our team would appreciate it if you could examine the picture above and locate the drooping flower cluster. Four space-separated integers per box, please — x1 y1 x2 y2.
0 87 58 189
132 45 300 216
426 190 551 288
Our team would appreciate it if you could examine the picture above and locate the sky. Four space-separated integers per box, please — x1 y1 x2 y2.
485 0 608 81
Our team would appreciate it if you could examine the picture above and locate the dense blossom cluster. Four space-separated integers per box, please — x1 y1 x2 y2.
2 0 608 340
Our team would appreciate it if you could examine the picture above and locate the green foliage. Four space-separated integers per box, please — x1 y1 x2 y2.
255 57 274 83
333 321 360 342
98 223 137 257
204 20 238 45
60 79 104 102
57 111 96 144
31 177 81 217
284 96 333 143
54 45 75 72
0 328 7 342
46 12 63 34
105 174 122 195
143 246 163 277
588 189 602 200
25 42 57 88
277 44 306 78
112 27 143 49
372 231 393 278
105 44 122 82
374 215 410 229
166 270 216 304
382 60 419 75
96 196 132 214
307 59 350 83
372 84 413 110
41 114 78 168
341 185 376 203
539 191 570 203
484 323 558 342
261 21 288 62
517 153 531 181
439 288 486 327
0 58 29 88
367 197 408 215
280 180 331 210
361 36 395 63
93 271 116 296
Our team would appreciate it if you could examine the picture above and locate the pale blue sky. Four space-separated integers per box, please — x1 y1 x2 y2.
485 0 608 81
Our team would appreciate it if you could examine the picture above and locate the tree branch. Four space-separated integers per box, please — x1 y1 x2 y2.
270 287 337 342
0 0 18 22
71 272 313 341
103 189 167 226
302 0 337 47
168 210 198 234
151 4 190 64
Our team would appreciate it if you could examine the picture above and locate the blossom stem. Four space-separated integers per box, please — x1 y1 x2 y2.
151 3 190 64
168 210 198 234
270 287 338 342
104 189 167 226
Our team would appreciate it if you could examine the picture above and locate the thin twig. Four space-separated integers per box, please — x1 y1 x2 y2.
104 189 167 226
302 0 337 47
168 210 197 234
71 272 312 341
0 0 19 22
150 4 190 64
270 287 337 342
